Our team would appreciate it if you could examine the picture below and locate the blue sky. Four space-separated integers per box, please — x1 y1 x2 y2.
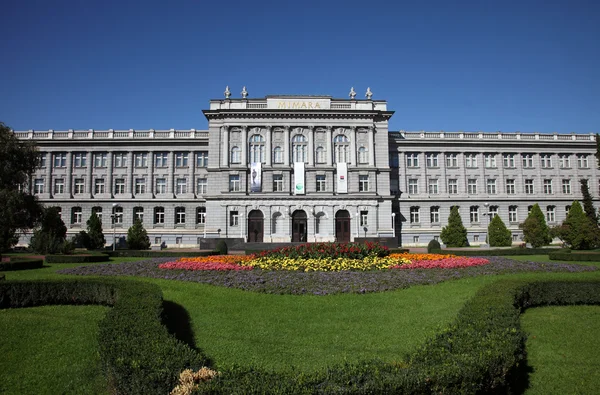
2 0 598 133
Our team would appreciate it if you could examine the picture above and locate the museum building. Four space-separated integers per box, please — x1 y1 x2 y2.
14 89 598 247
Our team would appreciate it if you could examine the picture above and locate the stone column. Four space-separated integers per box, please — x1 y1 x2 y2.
350 127 357 166
86 152 93 198
66 152 73 197
283 126 290 166
241 126 248 166
266 125 272 167
368 127 375 166
308 125 315 166
221 125 229 167
326 127 333 166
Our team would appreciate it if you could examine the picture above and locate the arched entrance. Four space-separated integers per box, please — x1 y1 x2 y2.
335 210 351 242
247 210 264 242
291 210 307 242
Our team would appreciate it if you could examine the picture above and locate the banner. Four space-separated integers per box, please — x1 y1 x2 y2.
337 162 348 193
294 162 305 195
250 162 262 192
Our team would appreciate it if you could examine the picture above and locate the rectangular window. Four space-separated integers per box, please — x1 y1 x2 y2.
38 153 47 168
196 178 207 195
562 179 571 194
360 210 368 227
430 207 440 223
115 178 125 194
448 179 458 194
470 206 479 223
426 153 439 168
94 178 105 194
273 174 284 192
359 175 369 192
175 152 189 167
546 206 556 222
154 152 168 168
522 154 534 168
94 153 108 168
559 155 570 169
135 178 146 194
577 155 589 168
230 210 239 226
487 179 497 194
72 207 82 224
155 178 166 194
196 151 208 167
410 207 420 223
543 179 553 194
229 175 240 192
73 152 87 168
53 153 67 168
175 207 186 224
196 207 206 224
154 207 165 224
155 237 161 245
316 175 326 192
541 154 552 168
114 153 127 168
428 179 438 194
413 236 419 244
133 207 144 222
112 206 123 224
509 206 518 223
406 153 419 167
54 179 64 194
134 153 148 168
446 153 458 168
34 178 44 194
465 154 477 168
93 207 103 222
176 178 187 194
484 154 496 168
489 206 498 218
408 178 418 195
503 154 515 168
74 178 85 194
506 179 515 195
525 179 534 194
467 179 477 195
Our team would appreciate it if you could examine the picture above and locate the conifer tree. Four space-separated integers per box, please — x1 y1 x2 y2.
440 206 468 247
127 219 151 250
580 179 598 225
488 214 512 247
552 201 600 250
86 212 106 250
519 203 552 247
29 206 70 254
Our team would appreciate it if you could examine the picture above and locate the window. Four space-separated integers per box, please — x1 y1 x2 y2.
176 178 187 194
154 237 161 245
196 178 207 195
74 178 85 194
467 179 477 195
230 146 241 163
428 179 438 194
359 175 369 192
175 152 189 167
92 206 102 222
154 207 165 224
522 154 534 168
229 175 240 192
273 147 283 164
112 206 123 225
94 153 108 168
408 178 418 195
413 236 419 244
360 210 368 227
175 207 186 224
73 152 87 168
135 178 146 194
506 179 515 195
470 206 479 223
273 174 284 192
465 154 477 168
430 207 440 223
446 153 458 167
38 153 47 168
196 151 208 167
543 179 553 194
358 147 368 164
503 154 515 168
473 235 479 242
134 153 148 168
56 207 62 220
176 237 183 245
333 135 348 163
406 153 419 167
315 146 326 163
541 154 552 168
155 152 168 168
316 175 326 192
484 154 496 168
196 207 206 224
230 210 239 226
559 155 571 169
115 178 125 194
448 179 458 194
54 178 64 194
114 152 127 168
94 178 105 194
410 207 420 223
133 207 144 222
525 179 534 194
249 134 265 163
34 178 44 194
577 155 589 168
509 206 518 223
72 207 82 224
53 153 67 168
566 205 571 215
155 178 166 194
486 179 497 194
426 153 438 168
546 206 556 222
488 205 498 218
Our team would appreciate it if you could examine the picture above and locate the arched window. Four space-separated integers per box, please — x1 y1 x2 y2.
230 146 241 164
315 146 325 163
249 134 265 163
358 146 368 164
334 135 349 163
292 134 307 163
273 146 283 163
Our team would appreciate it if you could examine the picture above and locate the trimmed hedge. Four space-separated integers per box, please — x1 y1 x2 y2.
0 258 44 271
106 250 219 258
196 279 600 394
549 249 600 262
0 279 207 395
433 247 559 256
45 254 111 264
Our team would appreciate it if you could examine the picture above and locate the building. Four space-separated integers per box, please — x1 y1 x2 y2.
14 90 598 248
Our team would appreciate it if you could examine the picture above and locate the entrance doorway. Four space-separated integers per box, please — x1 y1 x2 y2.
335 210 351 242
247 210 264 242
291 210 307 242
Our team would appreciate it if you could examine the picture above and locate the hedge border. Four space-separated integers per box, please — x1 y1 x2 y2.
549 250 600 261
433 247 559 256
0 279 207 395
0 258 44 271
106 250 219 258
45 254 111 264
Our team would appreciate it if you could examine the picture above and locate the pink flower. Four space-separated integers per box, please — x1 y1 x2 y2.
392 257 489 269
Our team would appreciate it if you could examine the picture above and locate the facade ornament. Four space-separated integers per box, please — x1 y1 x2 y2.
366 87 373 99
349 87 356 99
241 86 248 99
224 86 231 99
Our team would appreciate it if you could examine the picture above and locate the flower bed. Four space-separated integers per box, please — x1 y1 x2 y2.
159 256 253 271
393 256 490 270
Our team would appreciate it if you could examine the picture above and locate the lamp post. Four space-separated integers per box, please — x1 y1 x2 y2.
483 203 490 248
391 212 396 239
355 211 360 239
239 213 244 240
111 203 121 251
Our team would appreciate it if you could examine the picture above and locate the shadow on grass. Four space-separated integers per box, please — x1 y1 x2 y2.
162 300 214 367
508 352 533 394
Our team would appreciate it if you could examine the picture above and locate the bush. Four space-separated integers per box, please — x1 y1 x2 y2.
488 215 512 247
441 247 558 256
549 250 600 261
440 206 468 247
45 254 110 264
215 240 228 255
72 231 91 249
427 239 441 253
29 207 69 254
0 258 44 271
552 201 600 250
86 212 106 250
520 203 552 248
0 279 207 394
127 219 151 250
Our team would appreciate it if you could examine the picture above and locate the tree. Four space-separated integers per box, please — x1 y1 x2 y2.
519 204 552 247
580 179 599 226
488 215 512 247
440 206 468 247
0 122 43 258
29 206 72 254
127 219 150 250
552 201 600 250
595 133 600 168
86 212 106 250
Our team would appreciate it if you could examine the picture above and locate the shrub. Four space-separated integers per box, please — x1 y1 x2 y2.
552 201 600 250
215 240 228 255
441 247 558 256
440 206 468 247
549 250 600 261
72 231 91 249
127 219 151 250
29 207 69 254
86 212 106 250
427 239 441 253
488 214 512 247
0 258 44 271
519 203 552 248
45 254 110 264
